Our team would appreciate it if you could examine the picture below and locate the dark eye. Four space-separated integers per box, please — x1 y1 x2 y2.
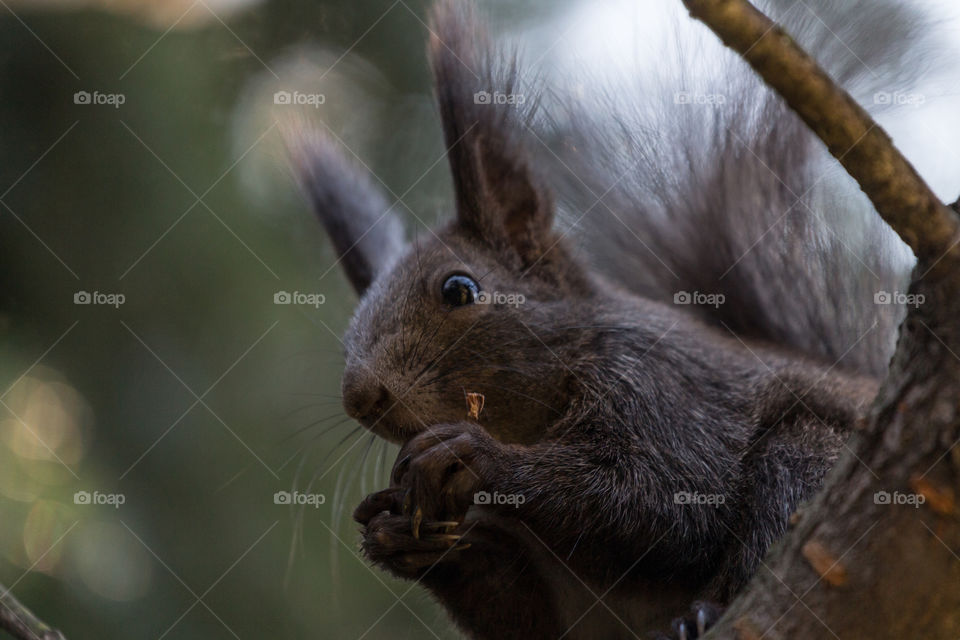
441 274 480 307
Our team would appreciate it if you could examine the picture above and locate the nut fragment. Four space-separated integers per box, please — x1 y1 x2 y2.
466 392 485 420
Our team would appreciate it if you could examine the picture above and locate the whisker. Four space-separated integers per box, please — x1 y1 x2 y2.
280 414 352 446
375 437 391 488
291 426 366 590
412 318 477 382
283 391 344 399
280 403 344 422
360 431 378 498
335 433 377 531
282 419 357 589
213 466 249 494
408 301 450 367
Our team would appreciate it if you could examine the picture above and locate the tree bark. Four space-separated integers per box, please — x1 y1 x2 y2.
679 0 960 638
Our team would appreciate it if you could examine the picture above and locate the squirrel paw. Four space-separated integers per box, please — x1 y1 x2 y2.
354 487 468 578
390 422 503 523
658 601 724 640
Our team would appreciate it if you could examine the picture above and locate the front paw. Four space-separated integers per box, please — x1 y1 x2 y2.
354 487 467 578
391 422 507 530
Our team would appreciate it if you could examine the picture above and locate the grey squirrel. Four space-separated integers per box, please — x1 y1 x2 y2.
285 0 928 637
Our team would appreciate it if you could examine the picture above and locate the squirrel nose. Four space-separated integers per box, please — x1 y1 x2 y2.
342 368 391 423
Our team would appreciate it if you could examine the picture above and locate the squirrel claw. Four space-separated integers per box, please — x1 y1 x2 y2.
411 507 423 539
422 533 461 544
422 520 461 533
359 510 472 578
696 608 707 635
666 601 724 640
674 621 689 640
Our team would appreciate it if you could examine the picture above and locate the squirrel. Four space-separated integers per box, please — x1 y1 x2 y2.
284 0 929 637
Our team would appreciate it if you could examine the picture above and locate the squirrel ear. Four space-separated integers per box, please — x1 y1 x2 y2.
284 125 405 295
429 1 553 266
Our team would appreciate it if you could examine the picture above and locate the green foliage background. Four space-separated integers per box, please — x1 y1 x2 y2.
0 0 567 637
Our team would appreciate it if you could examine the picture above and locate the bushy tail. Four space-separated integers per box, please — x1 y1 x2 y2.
544 0 940 377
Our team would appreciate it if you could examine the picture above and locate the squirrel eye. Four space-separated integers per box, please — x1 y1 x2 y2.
441 274 480 307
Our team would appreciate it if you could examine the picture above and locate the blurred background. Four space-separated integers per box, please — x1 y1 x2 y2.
1 0 959 638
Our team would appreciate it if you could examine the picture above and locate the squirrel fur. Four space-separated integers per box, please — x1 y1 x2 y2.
284 0 933 637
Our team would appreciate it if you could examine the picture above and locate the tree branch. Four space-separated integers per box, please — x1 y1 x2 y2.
679 1 960 638
682 0 960 268
0 585 66 640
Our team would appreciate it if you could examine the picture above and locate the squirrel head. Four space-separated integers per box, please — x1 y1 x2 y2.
338 211 594 445
288 1 597 445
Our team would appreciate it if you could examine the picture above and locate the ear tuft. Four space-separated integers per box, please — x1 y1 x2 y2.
283 121 406 295
428 0 553 266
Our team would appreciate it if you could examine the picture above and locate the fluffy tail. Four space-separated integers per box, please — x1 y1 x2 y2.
545 0 939 377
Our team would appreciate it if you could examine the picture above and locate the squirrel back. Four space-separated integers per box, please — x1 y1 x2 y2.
543 0 930 378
